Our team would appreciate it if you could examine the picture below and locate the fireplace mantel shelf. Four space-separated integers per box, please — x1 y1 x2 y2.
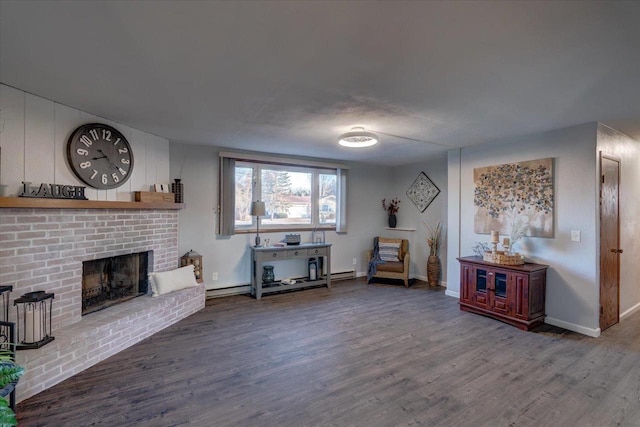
0 197 185 210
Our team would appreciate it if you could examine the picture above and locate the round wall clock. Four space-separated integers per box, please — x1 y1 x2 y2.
67 123 134 189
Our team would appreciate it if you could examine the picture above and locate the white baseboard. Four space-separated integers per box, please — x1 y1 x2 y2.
544 316 601 337
445 289 460 298
621 301 640 319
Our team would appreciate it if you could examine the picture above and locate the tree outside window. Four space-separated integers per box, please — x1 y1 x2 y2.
235 166 253 226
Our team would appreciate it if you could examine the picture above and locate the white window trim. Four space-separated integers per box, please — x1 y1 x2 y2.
218 150 348 235
236 161 336 231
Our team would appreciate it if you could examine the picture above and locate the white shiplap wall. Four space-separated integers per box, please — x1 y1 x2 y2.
0 84 170 199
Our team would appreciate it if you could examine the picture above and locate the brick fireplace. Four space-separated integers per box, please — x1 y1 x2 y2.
0 205 205 402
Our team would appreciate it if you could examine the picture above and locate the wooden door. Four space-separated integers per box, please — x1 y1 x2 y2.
600 154 621 331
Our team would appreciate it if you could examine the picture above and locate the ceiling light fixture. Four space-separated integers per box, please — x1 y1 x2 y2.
338 127 379 148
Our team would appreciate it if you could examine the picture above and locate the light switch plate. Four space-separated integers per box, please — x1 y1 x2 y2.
571 230 581 242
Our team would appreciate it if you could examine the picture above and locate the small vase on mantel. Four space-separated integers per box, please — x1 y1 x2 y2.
427 255 441 287
388 214 397 228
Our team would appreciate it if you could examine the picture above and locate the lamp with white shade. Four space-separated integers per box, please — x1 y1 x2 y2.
250 201 266 247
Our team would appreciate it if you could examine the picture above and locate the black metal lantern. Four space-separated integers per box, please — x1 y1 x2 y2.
15 291 55 350
0 285 14 347
0 285 14 350
0 285 12 323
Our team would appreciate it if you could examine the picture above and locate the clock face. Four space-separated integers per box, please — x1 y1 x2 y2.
67 123 134 189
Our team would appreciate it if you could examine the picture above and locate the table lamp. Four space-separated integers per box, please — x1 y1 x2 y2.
250 201 266 247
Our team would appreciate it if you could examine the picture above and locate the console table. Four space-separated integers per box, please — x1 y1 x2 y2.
458 256 548 331
251 243 332 299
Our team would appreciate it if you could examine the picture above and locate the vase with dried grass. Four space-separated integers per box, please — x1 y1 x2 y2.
425 222 442 287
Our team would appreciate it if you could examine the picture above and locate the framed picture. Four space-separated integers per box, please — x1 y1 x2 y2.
473 157 554 237
406 172 440 212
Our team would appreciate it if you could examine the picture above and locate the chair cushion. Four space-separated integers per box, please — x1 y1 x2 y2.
379 242 400 262
377 261 405 273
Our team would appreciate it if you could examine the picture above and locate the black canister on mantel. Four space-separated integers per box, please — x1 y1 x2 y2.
171 179 184 203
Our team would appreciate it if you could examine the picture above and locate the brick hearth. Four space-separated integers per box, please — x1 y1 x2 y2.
0 207 205 402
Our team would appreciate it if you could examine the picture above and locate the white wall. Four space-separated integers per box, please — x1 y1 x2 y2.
448 123 601 336
0 84 170 199
597 123 640 318
170 142 400 290
390 153 448 284
446 149 461 298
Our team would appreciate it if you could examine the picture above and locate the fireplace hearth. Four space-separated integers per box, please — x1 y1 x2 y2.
82 251 152 315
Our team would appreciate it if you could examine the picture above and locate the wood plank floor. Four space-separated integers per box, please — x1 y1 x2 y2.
17 279 640 426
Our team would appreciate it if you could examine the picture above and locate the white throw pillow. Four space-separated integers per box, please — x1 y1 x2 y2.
379 242 400 262
149 265 198 296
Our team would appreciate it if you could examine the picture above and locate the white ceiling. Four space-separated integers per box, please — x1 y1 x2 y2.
1 1 639 166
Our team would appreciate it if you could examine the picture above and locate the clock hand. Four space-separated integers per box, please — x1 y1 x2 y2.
97 149 120 171
91 155 107 161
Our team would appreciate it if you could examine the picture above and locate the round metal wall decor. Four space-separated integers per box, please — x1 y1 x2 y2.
67 123 134 189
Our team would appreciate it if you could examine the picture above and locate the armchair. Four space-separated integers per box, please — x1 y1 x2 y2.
367 237 410 287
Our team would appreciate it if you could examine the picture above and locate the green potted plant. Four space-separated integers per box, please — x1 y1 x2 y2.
0 348 24 426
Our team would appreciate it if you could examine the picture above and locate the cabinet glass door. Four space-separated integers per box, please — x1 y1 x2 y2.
495 272 507 298
476 269 487 293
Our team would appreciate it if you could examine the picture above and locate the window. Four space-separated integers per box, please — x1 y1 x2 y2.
219 151 347 235
234 166 253 226
235 162 336 230
319 174 337 225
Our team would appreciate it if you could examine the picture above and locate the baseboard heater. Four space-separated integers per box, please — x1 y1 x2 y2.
206 285 251 298
206 270 356 299
331 270 356 281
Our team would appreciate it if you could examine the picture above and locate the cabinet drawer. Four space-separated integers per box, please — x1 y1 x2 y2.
262 251 284 260
308 247 327 257
286 248 308 258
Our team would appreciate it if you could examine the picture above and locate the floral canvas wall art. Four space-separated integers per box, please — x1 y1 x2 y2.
474 158 554 238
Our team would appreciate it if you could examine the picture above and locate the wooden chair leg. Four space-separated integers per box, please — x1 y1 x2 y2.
404 279 409 287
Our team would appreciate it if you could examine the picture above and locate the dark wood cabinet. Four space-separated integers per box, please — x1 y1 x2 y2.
458 256 548 331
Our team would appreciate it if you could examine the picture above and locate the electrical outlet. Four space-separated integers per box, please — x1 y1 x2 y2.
353 257 357 265
212 272 218 280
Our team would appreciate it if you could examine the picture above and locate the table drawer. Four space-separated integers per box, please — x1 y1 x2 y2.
287 248 308 258
261 251 284 261
308 247 327 257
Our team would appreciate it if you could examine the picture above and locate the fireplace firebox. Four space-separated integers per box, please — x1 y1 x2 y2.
82 251 152 315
